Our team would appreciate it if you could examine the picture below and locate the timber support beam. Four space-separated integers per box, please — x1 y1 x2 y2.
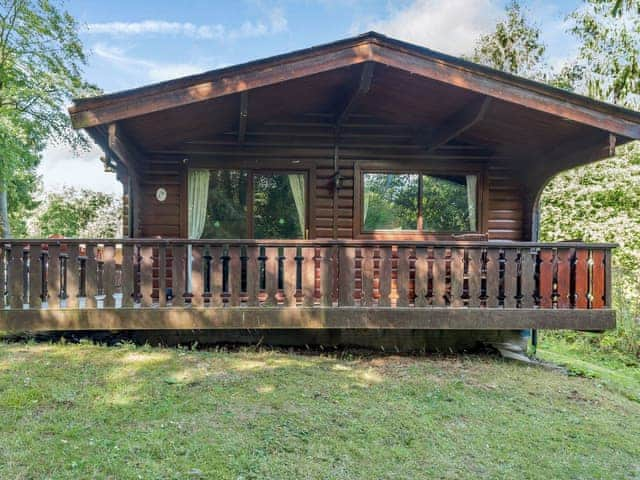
425 96 492 152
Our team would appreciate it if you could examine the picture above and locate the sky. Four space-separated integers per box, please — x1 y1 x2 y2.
41 0 583 195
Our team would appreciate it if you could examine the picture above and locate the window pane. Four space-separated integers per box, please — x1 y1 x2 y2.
363 173 419 230
253 173 305 239
202 170 248 239
422 174 475 232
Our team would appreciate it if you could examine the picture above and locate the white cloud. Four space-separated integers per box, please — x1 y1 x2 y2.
359 0 502 56
85 8 287 41
39 142 122 195
93 43 209 82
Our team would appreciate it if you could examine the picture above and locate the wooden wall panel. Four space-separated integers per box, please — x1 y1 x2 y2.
487 164 524 241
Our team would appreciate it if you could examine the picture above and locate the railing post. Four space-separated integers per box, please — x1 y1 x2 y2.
8 244 23 309
264 246 278 306
432 247 447 307
284 246 297 307
102 245 116 308
139 245 153 308
121 243 135 308
574 248 589 308
85 243 98 308
191 244 204 307
414 247 428 307
172 243 186 307
302 247 315 307
47 243 60 309
556 248 571 308
396 246 410 307
228 245 242 307
378 246 392 307
210 245 223 307
338 246 355 306
520 248 536 308
604 248 612 307
0 244 5 309
590 249 605 309
467 248 482 307
28 244 42 309
319 246 333 306
157 244 167 307
486 248 500 308
66 244 80 309
503 248 518 308
245 245 259 307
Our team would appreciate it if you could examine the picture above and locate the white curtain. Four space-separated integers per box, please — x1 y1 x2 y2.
187 169 210 294
363 189 370 226
466 174 477 231
188 169 210 240
288 174 306 238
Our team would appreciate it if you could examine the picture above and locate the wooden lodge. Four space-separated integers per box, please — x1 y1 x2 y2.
2 32 640 346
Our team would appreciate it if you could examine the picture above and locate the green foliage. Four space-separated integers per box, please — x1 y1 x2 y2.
29 187 121 238
469 0 548 79
0 0 99 236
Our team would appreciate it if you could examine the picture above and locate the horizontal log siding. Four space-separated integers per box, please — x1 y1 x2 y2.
487 164 524 241
137 159 183 238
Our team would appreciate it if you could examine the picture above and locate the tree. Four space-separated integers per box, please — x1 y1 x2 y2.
0 0 98 237
28 187 122 238
469 0 548 79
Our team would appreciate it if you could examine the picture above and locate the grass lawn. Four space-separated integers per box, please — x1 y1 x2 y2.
1 342 639 479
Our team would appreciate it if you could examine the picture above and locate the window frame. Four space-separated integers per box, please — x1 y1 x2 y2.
187 163 312 240
354 162 485 240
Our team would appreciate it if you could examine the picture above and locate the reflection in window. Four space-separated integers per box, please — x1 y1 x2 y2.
363 172 477 233
254 173 305 239
363 173 418 230
202 170 248 239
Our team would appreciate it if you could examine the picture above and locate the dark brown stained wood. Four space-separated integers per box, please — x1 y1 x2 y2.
158 245 167 307
66 244 80 309
191 245 204 307
432 248 446 306
338 246 356 306
302 247 315 306
336 62 375 126
378 246 392 307
8 246 23 309
414 247 428 307
486 248 500 308
0 306 616 332
604 250 612 307
538 248 553 308
396 246 410 307
101 245 116 308
238 92 249 143
520 248 536 308
450 247 464 307
46 244 60 309
229 246 242 307
360 246 374 306
503 248 518 308
264 246 278 306
28 245 42 309
121 244 135 308
424 97 491 152
574 249 589 309
107 123 143 176
591 249 605 309
284 247 297 306
84 243 98 308
140 245 154 308
556 248 571 308
246 246 260 306
467 248 482 307
210 246 223 307
319 246 334 306
172 244 186 307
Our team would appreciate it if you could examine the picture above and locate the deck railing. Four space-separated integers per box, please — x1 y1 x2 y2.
0 239 613 311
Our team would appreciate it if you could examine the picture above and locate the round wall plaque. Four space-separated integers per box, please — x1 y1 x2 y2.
155 187 167 202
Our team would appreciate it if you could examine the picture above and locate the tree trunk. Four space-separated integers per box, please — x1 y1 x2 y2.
0 180 11 238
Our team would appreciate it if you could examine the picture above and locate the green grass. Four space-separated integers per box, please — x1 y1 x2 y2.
1 342 639 479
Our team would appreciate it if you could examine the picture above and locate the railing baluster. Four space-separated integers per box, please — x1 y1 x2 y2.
66 244 80 309
157 244 167 307
284 246 297 306
85 243 98 308
0 244 5 309
246 245 259 306
210 245 223 307
28 244 42 309
264 246 278 306
538 248 553 308
9 245 23 309
172 243 186 307
486 248 500 308
191 244 204 307
604 249 612 307
139 245 153 308
414 247 428 307
519 249 536 308
338 246 355 307
590 249 605 309
101 245 115 308
556 248 571 308
47 244 60 309
432 247 447 306
302 247 315 307
121 244 134 308
503 248 518 308
467 248 482 307
378 246 392 307
229 245 242 307
574 248 589 308
450 247 464 307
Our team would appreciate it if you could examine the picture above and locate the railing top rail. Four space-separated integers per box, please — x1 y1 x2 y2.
0 238 618 249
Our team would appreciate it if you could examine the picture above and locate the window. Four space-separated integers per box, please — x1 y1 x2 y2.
362 172 477 233
201 169 306 239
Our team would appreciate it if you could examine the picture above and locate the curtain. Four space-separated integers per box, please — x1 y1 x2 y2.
187 169 210 293
466 175 477 231
188 169 210 240
363 189 370 226
288 174 306 238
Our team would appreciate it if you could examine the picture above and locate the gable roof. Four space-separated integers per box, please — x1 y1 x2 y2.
69 31 640 139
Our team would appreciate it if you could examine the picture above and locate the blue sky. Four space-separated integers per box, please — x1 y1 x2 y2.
42 0 583 194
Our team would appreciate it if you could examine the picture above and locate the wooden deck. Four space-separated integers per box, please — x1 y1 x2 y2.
0 239 615 332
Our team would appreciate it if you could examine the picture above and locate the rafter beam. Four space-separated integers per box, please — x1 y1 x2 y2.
238 91 249 144
335 62 375 126
107 122 144 177
425 96 492 152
